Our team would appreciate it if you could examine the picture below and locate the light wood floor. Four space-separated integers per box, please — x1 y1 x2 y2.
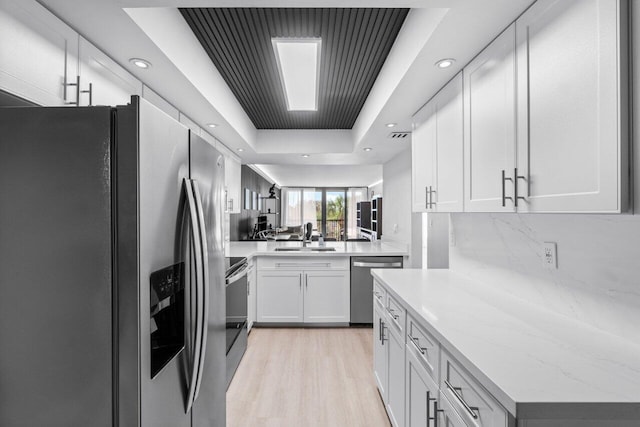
226 327 391 427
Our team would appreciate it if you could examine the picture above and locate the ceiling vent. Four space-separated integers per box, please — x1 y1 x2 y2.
388 131 411 140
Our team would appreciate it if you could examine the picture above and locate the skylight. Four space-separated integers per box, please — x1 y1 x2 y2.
272 38 321 111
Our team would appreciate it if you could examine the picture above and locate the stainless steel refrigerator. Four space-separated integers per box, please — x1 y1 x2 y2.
0 96 226 427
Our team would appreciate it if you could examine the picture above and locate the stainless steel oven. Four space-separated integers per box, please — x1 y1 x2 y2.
225 257 248 388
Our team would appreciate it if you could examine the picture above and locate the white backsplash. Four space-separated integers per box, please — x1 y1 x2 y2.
449 213 640 342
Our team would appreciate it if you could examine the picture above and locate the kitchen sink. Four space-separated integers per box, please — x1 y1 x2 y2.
274 247 336 252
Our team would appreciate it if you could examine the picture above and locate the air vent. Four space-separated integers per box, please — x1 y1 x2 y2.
388 131 411 140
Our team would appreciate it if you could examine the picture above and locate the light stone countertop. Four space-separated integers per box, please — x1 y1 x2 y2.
371 268 640 419
226 240 409 259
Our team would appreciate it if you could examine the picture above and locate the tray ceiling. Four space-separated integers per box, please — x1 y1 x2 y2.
180 8 408 130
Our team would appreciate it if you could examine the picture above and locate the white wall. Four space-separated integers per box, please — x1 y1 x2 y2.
449 213 640 342
382 147 422 265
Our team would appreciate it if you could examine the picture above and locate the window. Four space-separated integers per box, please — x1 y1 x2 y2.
281 187 366 240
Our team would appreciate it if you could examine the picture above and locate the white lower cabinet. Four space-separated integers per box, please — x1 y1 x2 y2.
374 278 514 427
372 283 405 427
386 320 405 427
373 300 387 400
406 344 439 427
303 270 349 322
256 257 349 324
256 270 303 322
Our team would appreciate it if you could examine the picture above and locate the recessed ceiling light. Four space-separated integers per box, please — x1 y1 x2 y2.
130 58 151 69
386 123 396 128
206 123 217 128
301 154 310 158
237 148 244 152
435 58 455 69
272 38 321 111
363 147 373 152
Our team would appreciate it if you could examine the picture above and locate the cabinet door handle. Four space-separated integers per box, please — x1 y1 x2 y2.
64 75 81 106
514 167 526 207
427 391 438 426
381 320 387 345
409 335 427 355
425 186 429 209
299 273 302 290
304 273 308 289
429 186 437 208
501 169 514 207
444 380 479 419
81 82 93 106
433 400 444 427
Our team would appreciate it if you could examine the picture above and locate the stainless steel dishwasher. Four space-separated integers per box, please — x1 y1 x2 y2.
350 256 403 324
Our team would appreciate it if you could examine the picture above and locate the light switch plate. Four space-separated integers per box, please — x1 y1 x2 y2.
543 242 557 269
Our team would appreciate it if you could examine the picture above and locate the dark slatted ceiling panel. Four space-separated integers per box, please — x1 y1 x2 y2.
180 8 409 129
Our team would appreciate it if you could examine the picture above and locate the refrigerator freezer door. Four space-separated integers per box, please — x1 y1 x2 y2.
0 107 114 426
137 99 191 427
189 133 227 427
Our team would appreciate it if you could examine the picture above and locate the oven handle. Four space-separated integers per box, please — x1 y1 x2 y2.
183 178 203 414
226 263 249 285
191 180 210 405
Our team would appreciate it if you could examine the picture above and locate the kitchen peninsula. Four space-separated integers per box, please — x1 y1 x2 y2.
227 240 408 329
371 269 640 427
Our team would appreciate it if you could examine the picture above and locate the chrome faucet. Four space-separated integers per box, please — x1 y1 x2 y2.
302 222 312 247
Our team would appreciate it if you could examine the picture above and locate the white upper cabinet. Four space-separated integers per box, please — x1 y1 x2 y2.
515 0 627 213
463 24 517 212
78 36 142 107
462 0 627 213
412 72 464 213
0 0 142 108
412 101 436 212
0 0 78 106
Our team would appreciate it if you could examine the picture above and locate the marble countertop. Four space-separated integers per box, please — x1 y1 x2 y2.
226 240 408 259
371 269 640 418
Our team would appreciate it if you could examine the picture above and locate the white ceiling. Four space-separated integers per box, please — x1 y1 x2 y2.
38 0 535 186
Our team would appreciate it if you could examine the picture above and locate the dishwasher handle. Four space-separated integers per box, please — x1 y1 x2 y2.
352 261 402 268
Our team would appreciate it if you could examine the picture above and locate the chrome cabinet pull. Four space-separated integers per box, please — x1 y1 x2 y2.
381 320 387 345
501 169 514 207
64 75 81 106
81 82 93 106
444 380 479 419
429 185 437 208
409 335 427 355
304 273 308 289
387 308 399 320
427 391 438 426
433 400 444 427
425 186 429 209
514 167 526 207
299 273 302 289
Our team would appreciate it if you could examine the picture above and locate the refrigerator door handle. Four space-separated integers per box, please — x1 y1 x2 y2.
190 180 210 404
184 178 204 414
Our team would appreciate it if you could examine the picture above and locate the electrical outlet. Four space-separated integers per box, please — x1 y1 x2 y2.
393 223 398 233
543 242 557 269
